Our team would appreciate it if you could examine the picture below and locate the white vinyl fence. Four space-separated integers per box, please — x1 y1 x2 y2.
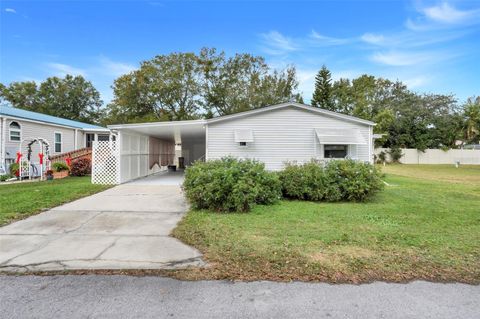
375 148 480 165
92 140 120 184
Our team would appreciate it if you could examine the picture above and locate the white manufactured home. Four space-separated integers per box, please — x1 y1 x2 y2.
96 103 375 184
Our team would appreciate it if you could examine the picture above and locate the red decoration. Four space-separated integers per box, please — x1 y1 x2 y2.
15 152 22 177
38 153 44 165
65 157 72 167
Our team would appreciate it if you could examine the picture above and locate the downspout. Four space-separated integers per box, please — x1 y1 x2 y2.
74 129 78 150
0 116 6 169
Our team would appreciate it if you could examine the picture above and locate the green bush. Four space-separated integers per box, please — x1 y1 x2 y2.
52 162 70 172
278 162 325 201
183 157 281 212
70 158 91 176
279 160 384 202
0 174 13 182
9 163 19 176
389 147 403 163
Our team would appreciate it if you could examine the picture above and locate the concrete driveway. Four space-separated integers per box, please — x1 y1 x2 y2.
0 172 203 272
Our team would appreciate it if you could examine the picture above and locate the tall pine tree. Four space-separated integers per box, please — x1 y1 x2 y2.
311 65 334 110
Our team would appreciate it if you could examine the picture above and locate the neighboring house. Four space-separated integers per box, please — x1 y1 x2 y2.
105 102 375 184
0 105 110 172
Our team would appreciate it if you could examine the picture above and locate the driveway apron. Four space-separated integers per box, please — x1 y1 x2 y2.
0 172 203 272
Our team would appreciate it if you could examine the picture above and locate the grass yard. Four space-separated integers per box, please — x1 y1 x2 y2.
0 177 111 226
173 164 480 283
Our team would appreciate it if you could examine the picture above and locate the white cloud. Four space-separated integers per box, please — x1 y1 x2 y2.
360 33 385 45
309 30 350 45
260 31 298 55
403 76 430 89
5 8 16 13
46 63 86 77
371 51 433 66
98 57 136 76
422 2 478 24
370 50 456 67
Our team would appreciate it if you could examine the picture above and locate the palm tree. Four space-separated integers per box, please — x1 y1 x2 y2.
463 97 480 144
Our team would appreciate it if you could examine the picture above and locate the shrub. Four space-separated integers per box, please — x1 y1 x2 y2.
278 162 325 201
279 160 384 202
70 158 91 176
9 162 28 177
377 151 387 164
52 162 70 172
389 147 403 163
324 160 384 201
9 163 19 176
0 174 13 182
183 157 281 212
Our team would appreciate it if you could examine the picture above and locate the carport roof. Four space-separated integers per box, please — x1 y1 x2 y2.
108 119 206 142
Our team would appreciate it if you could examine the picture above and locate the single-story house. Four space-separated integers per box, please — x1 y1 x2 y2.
0 105 110 172
101 102 375 184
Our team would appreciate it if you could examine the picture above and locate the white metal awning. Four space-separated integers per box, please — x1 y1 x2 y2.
315 128 367 145
234 129 254 142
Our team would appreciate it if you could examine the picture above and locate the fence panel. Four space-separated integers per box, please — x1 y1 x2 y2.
92 141 120 184
375 148 480 164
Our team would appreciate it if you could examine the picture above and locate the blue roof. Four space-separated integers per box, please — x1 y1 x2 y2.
0 105 108 130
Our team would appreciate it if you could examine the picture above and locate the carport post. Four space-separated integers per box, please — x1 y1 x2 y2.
116 131 122 184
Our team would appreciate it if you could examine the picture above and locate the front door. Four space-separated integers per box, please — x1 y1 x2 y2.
86 133 95 148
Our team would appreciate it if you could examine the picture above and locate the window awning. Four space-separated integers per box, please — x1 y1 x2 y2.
315 128 366 145
234 129 254 143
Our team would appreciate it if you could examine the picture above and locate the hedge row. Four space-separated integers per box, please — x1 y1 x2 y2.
183 157 384 213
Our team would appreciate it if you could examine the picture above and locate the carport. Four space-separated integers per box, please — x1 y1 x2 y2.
92 120 206 185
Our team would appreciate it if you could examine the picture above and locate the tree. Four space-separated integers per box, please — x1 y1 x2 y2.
462 96 480 144
0 81 40 111
105 48 302 123
200 48 301 116
311 65 334 110
107 52 202 123
38 75 103 123
1 76 103 124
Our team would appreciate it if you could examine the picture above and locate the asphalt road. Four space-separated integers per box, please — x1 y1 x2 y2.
1 276 478 318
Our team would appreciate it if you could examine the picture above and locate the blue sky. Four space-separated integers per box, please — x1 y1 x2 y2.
1 0 479 105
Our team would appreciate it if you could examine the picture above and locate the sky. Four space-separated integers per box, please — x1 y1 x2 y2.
1 0 479 105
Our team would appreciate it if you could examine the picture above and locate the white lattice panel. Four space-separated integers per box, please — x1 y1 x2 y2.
92 141 120 185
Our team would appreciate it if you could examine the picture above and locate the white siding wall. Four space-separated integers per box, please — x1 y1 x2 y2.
207 106 372 170
4 119 76 157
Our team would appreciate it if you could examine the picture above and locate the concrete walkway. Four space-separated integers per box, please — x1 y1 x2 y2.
0 173 203 272
1 276 478 318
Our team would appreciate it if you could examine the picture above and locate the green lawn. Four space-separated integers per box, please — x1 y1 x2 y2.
0 177 111 226
173 165 480 283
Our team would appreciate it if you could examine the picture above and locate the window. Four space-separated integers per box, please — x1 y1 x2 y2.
324 145 348 159
239 142 247 147
9 122 21 141
97 134 109 141
54 132 62 153
86 133 95 148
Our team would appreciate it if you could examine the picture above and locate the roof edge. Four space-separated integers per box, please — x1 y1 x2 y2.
206 102 376 126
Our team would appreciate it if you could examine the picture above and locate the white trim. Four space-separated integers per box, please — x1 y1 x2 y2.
108 119 206 130
8 120 22 142
206 103 376 126
53 131 63 153
74 129 78 149
205 124 209 161
369 126 373 163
